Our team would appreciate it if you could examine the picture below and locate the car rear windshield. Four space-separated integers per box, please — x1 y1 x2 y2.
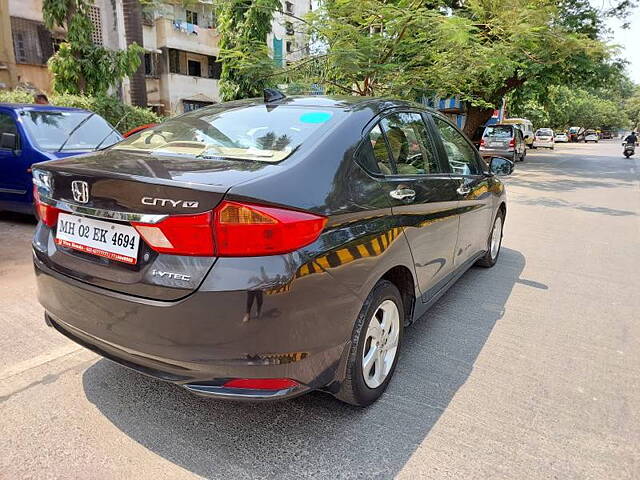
20 110 121 151
483 126 512 138
536 129 553 135
113 104 343 162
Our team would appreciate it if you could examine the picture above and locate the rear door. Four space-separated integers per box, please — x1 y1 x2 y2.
364 111 461 299
430 115 493 267
0 110 30 203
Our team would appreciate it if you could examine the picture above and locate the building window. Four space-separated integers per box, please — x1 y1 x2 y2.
285 21 294 36
286 41 293 54
285 1 294 13
13 32 28 63
169 49 181 74
144 53 159 76
188 59 201 77
183 100 212 112
186 10 198 26
87 6 103 46
207 56 222 79
10 17 56 65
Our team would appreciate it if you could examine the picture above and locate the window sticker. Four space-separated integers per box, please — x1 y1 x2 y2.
299 111 333 124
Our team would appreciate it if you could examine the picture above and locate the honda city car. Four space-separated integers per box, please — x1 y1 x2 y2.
533 128 555 149
32 94 512 406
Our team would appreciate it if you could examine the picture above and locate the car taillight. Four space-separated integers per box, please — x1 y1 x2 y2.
480 139 485 147
33 186 60 227
215 201 327 256
509 138 516 148
223 378 299 390
132 211 215 256
132 201 327 257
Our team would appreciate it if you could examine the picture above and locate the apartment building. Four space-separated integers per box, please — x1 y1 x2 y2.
3 0 125 94
2 0 311 114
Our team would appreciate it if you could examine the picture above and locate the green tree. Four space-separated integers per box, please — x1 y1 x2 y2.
43 0 143 95
216 0 281 100
284 0 635 135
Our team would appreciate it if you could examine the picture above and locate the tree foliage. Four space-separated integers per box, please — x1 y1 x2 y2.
510 85 631 130
43 0 142 95
0 89 161 132
216 0 281 100
280 0 635 134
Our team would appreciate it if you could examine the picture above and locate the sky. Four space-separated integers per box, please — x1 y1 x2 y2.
602 3 640 83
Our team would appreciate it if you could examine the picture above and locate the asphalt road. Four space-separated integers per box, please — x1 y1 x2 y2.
1 141 639 480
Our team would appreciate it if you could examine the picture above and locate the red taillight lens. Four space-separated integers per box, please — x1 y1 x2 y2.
132 201 326 257
214 201 327 256
33 187 60 227
480 139 485 147
132 211 215 256
509 138 516 148
223 378 299 390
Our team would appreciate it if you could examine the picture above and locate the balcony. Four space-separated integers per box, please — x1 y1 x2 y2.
154 17 219 57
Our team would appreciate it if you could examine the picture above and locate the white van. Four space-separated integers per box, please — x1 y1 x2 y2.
502 118 534 147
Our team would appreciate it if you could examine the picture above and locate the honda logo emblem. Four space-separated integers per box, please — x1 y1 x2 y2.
71 181 90 204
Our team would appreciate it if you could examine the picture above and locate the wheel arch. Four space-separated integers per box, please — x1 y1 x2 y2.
380 265 416 326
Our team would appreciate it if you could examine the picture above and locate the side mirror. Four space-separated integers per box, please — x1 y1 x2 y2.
0 132 18 152
489 156 514 176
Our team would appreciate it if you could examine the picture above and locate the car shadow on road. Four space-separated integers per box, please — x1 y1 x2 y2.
82 247 528 479
0 211 37 225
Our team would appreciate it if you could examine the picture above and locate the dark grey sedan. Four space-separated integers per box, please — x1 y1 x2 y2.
32 95 512 406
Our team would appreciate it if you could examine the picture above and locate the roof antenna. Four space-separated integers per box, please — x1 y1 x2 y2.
264 88 286 103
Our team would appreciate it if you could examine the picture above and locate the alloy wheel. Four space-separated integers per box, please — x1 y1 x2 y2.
490 216 503 260
361 299 400 389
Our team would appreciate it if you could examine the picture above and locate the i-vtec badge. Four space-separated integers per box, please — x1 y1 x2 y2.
152 270 191 282
141 197 199 208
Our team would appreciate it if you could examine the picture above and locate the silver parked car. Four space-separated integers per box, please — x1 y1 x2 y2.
533 128 555 149
479 124 526 162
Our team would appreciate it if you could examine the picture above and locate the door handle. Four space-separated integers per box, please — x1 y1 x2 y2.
456 184 471 195
390 188 416 202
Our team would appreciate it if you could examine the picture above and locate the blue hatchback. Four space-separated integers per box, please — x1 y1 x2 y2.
0 104 122 214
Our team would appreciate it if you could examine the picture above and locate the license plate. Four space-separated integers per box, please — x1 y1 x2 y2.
55 213 140 265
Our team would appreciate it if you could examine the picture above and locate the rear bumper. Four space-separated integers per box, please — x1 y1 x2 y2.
533 141 553 148
479 149 515 160
34 253 356 401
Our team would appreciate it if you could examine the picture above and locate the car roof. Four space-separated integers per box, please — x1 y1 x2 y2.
203 95 437 116
0 103 90 113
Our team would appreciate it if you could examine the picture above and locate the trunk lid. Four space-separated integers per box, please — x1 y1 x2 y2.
33 149 277 301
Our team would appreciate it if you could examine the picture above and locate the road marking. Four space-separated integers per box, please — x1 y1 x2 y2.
0 344 83 381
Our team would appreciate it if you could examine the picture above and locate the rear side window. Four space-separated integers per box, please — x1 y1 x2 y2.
379 112 441 175
432 117 481 176
365 124 393 175
484 126 512 138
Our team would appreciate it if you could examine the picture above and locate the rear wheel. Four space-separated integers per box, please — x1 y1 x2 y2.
476 210 504 268
335 280 404 406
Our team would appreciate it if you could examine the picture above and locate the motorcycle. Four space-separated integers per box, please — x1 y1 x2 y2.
622 142 636 158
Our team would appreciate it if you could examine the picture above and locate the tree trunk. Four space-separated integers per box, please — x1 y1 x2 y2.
122 0 147 107
464 105 494 137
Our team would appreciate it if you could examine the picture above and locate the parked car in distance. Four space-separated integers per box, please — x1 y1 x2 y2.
480 124 526 162
502 118 534 147
0 103 122 214
32 94 512 407
584 129 599 143
568 126 584 142
533 128 555 149
554 132 569 143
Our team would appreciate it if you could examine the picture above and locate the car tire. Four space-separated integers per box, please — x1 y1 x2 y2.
476 210 504 268
334 280 404 407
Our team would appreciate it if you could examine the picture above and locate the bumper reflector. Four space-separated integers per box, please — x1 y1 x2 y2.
222 378 299 390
